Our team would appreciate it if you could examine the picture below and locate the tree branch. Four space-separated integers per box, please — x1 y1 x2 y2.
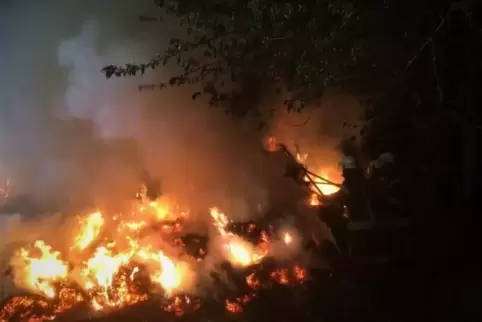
458 1 482 33
404 4 456 72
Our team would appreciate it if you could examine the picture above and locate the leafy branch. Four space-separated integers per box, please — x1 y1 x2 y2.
103 0 396 115
102 0 480 122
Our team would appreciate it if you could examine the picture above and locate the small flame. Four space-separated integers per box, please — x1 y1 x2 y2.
264 136 280 152
210 208 267 267
308 193 321 206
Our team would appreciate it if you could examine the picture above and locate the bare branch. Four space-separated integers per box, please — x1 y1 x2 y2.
458 1 482 33
404 4 456 72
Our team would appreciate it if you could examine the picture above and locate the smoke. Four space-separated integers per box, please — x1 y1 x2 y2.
0 0 360 214
0 0 361 301
265 90 362 175
52 7 273 223
0 0 154 207
0 0 271 297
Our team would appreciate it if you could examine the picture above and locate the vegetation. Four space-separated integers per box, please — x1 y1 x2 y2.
102 0 452 117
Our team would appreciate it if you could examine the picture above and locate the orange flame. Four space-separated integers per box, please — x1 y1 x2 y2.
12 240 68 298
295 150 342 205
3 187 308 320
209 208 267 267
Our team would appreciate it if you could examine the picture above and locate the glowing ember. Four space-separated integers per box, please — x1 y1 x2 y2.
225 299 243 313
308 193 321 206
264 136 280 152
283 233 293 245
225 294 254 313
246 272 261 289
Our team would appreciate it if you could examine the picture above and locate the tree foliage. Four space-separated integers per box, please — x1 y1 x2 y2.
102 0 440 117
102 0 482 128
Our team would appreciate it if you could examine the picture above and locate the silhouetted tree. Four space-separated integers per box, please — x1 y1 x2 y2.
102 0 471 118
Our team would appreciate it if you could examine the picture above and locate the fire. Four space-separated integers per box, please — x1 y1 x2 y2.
263 137 341 205
138 194 185 222
225 237 266 267
269 266 307 285
225 294 255 313
10 240 68 298
303 168 342 206
2 191 308 320
209 207 229 237
73 211 104 250
209 208 267 267
311 169 342 196
264 136 280 152
308 193 321 206
293 265 306 280
246 272 261 289
295 151 342 204
283 233 293 245
82 246 130 290
153 251 182 295
306 169 341 206
225 299 243 313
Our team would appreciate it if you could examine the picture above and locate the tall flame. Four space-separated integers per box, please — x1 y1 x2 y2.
73 211 104 250
12 240 69 298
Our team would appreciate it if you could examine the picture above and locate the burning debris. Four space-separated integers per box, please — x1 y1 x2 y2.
264 136 411 264
267 136 343 207
0 182 310 321
0 135 408 321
